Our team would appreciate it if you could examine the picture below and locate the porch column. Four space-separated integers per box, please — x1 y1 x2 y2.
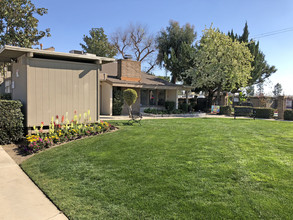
185 90 189 104
95 60 102 122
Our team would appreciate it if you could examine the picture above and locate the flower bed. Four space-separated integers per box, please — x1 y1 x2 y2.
19 111 115 154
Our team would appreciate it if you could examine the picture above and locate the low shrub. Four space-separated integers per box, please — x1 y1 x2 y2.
113 89 124 115
179 103 189 112
0 93 12 100
18 111 115 154
144 108 185 115
165 101 175 113
284 110 293 120
0 100 24 145
220 106 232 115
234 106 253 117
254 107 274 119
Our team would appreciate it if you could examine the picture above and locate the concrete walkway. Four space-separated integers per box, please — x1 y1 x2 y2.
0 146 67 220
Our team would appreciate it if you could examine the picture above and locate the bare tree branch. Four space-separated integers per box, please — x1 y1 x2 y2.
110 23 157 70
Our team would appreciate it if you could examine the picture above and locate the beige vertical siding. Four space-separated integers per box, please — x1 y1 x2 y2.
11 55 28 124
166 89 178 109
26 58 98 127
101 82 113 115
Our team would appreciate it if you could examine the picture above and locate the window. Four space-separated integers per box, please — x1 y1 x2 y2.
140 89 148 106
158 90 165 106
149 90 156 105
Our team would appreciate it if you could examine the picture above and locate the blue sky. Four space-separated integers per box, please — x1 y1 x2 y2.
35 0 293 95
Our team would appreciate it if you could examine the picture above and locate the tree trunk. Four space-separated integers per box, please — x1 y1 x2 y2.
216 84 222 105
128 105 132 118
171 75 177 84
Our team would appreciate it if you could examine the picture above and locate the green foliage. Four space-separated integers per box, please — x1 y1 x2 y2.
157 75 171 82
220 106 232 115
254 107 274 119
234 106 254 117
246 85 255 97
239 91 247 104
179 103 189 112
80 28 117 58
257 82 264 95
123 89 137 106
165 101 175 112
0 0 50 47
19 115 114 154
284 110 293 120
0 93 11 100
273 83 283 96
112 89 124 115
228 22 277 86
156 20 197 83
187 26 253 95
0 100 24 144
143 108 183 115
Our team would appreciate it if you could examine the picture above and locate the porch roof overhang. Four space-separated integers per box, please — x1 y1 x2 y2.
0 45 115 64
102 79 193 90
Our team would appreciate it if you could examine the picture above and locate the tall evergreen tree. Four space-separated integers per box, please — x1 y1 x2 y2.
228 22 277 86
80 28 117 58
273 83 283 96
156 21 197 84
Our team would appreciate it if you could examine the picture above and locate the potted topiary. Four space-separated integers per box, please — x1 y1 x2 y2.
123 89 138 118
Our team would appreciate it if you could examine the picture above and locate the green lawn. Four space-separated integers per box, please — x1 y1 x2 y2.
21 118 293 219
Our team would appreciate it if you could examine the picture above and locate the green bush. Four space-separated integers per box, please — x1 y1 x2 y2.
0 100 24 144
165 101 175 113
284 110 293 120
0 93 12 100
113 89 124 115
123 89 137 106
179 103 189 112
220 106 232 115
254 107 274 119
234 106 253 117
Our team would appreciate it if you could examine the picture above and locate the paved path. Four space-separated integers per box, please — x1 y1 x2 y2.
0 146 67 220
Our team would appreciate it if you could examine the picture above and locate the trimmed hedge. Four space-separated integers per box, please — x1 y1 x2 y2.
0 93 12 100
234 106 253 117
220 106 232 115
165 101 175 113
284 110 293 120
254 107 274 119
179 103 189 112
0 100 24 144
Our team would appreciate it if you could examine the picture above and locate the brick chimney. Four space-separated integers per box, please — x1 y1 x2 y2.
117 59 141 82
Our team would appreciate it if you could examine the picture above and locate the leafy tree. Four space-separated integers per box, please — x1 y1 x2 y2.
228 22 277 86
0 0 50 47
256 82 264 96
157 75 170 82
273 83 283 96
111 24 156 73
80 28 117 58
187 27 253 105
123 89 138 117
156 20 197 84
246 85 255 97
112 89 124 115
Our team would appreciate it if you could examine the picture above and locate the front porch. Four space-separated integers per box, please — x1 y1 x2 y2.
100 81 179 116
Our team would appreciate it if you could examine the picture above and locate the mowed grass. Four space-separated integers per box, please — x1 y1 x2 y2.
21 118 293 219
